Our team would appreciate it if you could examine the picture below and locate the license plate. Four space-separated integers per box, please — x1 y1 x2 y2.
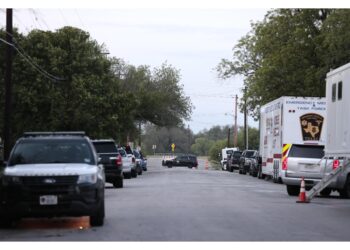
303 163 316 169
39 195 58 205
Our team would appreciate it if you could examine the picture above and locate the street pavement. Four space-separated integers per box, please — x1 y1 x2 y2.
1 156 350 241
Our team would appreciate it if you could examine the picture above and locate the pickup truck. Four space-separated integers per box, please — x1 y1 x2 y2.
92 139 124 188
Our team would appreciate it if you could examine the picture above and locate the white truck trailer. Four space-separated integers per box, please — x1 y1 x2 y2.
259 96 327 183
313 63 350 198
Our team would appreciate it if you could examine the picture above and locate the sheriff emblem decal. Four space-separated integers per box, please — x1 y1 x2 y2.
300 113 324 141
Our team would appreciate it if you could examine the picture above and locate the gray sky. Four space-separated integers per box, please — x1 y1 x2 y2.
4 1 345 133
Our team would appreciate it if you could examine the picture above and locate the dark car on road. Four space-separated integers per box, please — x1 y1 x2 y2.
164 154 198 168
0 132 105 228
92 139 124 188
239 150 260 177
226 151 242 172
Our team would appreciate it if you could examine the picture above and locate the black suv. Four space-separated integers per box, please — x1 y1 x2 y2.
226 151 242 172
239 150 260 177
164 154 198 168
92 139 124 188
0 132 105 228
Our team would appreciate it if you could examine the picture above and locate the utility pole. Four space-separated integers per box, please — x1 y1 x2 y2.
3 8 13 161
227 128 231 147
244 87 248 150
234 94 238 148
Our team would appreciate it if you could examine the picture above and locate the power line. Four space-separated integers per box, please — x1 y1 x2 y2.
0 37 66 82
33 9 51 30
74 9 87 30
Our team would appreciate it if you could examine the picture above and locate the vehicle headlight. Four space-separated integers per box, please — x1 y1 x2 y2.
77 173 97 184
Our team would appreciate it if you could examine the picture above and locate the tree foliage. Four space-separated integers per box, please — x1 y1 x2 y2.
0 26 192 147
217 9 350 119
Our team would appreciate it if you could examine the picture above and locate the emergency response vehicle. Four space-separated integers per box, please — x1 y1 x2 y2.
259 96 327 183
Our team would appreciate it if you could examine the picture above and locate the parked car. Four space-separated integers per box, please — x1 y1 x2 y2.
117 147 137 178
282 144 325 196
162 154 176 166
164 154 198 168
239 150 260 176
226 151 242 172
0 131 105 228
133 149 147 172
92 139 124 188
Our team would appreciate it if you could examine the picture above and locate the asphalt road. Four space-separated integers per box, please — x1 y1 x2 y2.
1 156 350 241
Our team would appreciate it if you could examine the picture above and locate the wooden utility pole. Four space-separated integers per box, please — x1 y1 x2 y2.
3 8 13 161
227 128 231 148
244 88 248 150
234 94 238 147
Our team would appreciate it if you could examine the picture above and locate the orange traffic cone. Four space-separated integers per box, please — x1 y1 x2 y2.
296 177 309 203
205 160 209 170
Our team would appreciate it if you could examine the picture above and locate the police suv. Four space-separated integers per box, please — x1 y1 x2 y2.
0 132 105 228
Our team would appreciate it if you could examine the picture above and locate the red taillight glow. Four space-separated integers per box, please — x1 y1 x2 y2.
333 159 340 169
282 157 288 170
116 155 123 167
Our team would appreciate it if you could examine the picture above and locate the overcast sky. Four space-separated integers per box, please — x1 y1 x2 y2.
1 1 348 133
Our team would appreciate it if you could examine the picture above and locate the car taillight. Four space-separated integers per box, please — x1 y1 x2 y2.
333 159 340 169
282 157 288 170
116 155 123 167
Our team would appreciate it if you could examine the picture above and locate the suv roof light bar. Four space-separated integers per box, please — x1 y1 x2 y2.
23 131 86 137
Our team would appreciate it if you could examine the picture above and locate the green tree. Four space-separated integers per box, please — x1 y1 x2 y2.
208 139 227 162
217 9 333 119
1 26 192 148
191 137 214 156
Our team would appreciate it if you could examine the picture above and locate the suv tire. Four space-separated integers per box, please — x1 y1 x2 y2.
90 200 105 227
131 170 137 178
113 178 123 188
320 188 331 197
339 176 350 198
286 185 300 196
0 215 15 228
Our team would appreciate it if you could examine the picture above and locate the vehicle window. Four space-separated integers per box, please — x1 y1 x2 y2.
245 151 255 158
93 142 117 153
233 151 242 157
338 81 342 100
118 149 127 157
332 83 336 102
288 145 324 159
189 156 196 161
133 151 140 158
226 150 233 155
9 139 94 165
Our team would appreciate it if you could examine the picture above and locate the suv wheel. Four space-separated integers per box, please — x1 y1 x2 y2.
320 188 331 197
0 215 15 228
90 200 105 227
286 185 300 196
123 172 132 179
113 178 123 188
131 170 137 178
339 176 350 198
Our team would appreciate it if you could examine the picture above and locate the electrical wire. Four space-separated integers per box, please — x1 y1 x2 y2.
0 37 66 82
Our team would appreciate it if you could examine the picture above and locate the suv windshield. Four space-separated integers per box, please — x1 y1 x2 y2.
288 145 324 159
244 151 256 158
233 151 242 157
93 142 117 153
9 139 94 165
118 148 127 157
